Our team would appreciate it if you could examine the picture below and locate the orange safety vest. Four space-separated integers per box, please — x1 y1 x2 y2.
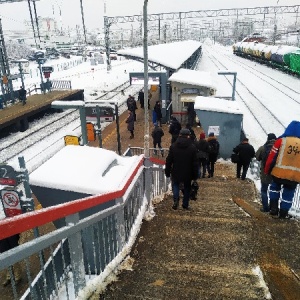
271 137 300 182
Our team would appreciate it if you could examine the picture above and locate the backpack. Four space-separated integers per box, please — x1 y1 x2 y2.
261 143 273 167
208 141 218 155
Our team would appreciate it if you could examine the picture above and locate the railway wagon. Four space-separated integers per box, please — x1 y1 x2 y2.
233 41 300 75
168 69 217 125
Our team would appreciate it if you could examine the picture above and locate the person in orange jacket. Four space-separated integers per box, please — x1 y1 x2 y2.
264 120 300 218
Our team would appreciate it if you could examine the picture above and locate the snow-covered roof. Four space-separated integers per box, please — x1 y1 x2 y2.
117 40 202 70
194 96 243 115
29 146 143 195
168 69 217 90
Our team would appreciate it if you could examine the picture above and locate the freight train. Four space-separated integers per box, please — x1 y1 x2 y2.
233 41 300 76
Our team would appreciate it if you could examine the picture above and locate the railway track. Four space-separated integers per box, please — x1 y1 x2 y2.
204 49 291 135
0 80 141 172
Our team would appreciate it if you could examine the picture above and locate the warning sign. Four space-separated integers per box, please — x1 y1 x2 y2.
64 135 80 146
0 189 22 217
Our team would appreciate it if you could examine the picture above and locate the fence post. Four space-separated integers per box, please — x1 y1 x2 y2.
65 213 86 297
115 198 125 251
144 158 152 205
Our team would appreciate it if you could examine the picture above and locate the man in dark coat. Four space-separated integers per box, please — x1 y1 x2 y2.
233 137 255 180
125 110 135 139
138 90 144 109
165 128 198 210
169 116 182 144
187 102 196 126
151 123 164 156
255 133 277 212
207 132 220 178
196 132 210 178
153 101 162 127
127 95 138 121
265 121 300 218
19 86 27 105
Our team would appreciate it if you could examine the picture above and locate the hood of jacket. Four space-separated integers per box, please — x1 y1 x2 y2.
174 136 193 148
279 120 300 139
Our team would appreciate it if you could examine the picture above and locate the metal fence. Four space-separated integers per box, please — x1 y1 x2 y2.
0 156 168 299
51 80 72 90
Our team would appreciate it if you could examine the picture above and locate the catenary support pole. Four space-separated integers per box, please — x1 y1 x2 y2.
143 0 149 158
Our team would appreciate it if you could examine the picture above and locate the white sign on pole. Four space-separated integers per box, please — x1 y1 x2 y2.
208 126 220 136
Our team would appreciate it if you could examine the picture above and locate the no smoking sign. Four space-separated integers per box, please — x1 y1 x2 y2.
0 189 22 217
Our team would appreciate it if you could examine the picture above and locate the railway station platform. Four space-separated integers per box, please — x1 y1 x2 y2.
0 89 83 134
88 92 300 299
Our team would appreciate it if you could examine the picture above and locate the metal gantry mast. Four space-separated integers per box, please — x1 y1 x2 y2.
79 0 87 44
0 18 14 103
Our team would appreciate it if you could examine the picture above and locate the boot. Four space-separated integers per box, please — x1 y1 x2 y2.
279 209 291 219
172 199 179 210
269 200 279 216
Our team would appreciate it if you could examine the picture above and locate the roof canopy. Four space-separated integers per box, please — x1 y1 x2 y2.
117 40 202 70
168 69 217 90
194 96 242 115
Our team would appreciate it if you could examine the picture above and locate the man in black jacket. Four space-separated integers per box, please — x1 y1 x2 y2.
169 116 182 144
151 123 164 156
19 86 27 105
233 137 255 180
165 129 198 210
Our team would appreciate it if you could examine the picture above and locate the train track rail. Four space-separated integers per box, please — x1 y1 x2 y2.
205 49 288 135
213 47 299 102
0 80 141 172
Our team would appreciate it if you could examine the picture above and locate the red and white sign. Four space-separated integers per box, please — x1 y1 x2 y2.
0 189 22 217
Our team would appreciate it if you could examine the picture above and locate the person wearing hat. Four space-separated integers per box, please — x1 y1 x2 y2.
233 137 255 180
165 128 198 210
265 121 300 218
151 122 164 156
255 133 277 212
207 132 220 178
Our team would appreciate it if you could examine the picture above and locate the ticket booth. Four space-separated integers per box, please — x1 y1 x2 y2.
168 69 217 125
194 96 243 159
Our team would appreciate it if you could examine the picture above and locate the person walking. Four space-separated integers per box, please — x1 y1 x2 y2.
255 133 277 212
233 137 255 180
169 116 182 144
165 128 198 210
148 91 152 109
18 86 27 105
153 101 162 127
187 102 196 126
138 89 144 109
207 132 220 178
265 121 300 218
127 95 138 121
125 110 135 139
186 123 196 142
151 122 164 156
196 132 210 178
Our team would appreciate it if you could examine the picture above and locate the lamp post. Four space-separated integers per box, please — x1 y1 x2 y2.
143 0 149 158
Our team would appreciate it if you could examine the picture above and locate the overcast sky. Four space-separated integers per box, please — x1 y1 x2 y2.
0 0 299 30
